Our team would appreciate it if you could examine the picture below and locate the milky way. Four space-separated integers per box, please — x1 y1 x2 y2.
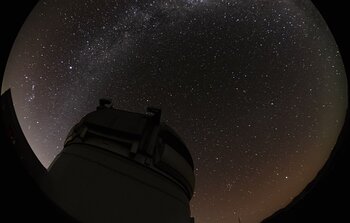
1 0 347 222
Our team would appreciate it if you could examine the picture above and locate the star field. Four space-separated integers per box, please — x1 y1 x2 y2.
2 0 347 222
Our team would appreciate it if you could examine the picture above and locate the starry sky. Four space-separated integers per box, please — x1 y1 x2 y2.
1 0 348 222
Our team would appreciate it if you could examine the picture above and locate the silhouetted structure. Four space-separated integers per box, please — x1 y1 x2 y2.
1 90 195 223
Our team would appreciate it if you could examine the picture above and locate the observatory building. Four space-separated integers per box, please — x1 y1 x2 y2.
1 90 195 223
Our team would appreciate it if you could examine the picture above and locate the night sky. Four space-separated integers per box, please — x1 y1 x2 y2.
1 0 348 222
